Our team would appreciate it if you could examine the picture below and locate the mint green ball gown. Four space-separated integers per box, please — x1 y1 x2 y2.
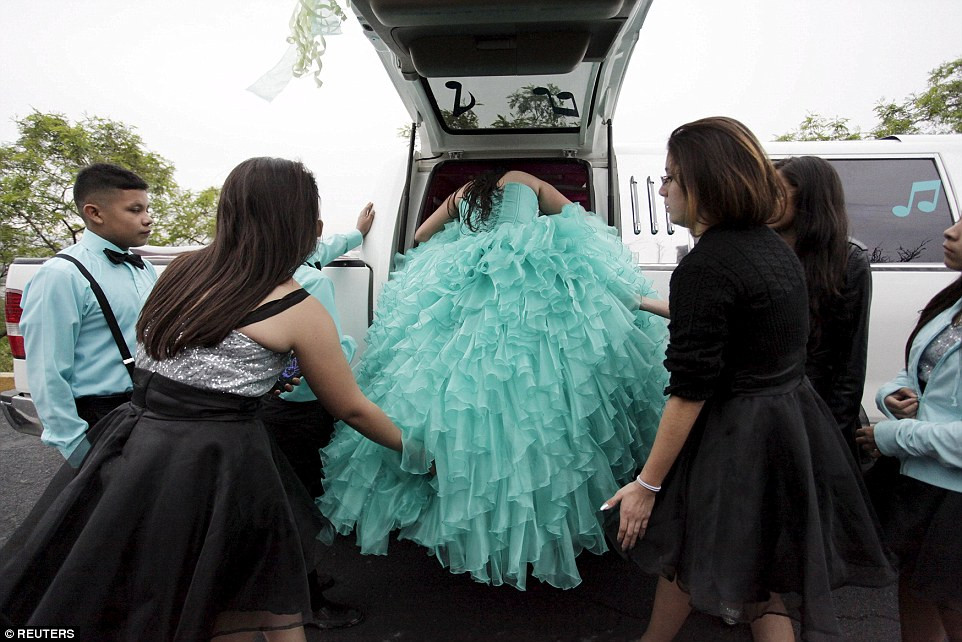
318 182 669 589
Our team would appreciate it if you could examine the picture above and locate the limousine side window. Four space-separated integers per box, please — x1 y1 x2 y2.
826 158 951 263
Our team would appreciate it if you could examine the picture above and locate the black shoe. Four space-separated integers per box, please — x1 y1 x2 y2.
309 601 364 630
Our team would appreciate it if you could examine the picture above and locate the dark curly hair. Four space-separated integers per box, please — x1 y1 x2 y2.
448 168 508 232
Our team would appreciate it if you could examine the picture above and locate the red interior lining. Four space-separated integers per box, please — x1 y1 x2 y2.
416 159 592 227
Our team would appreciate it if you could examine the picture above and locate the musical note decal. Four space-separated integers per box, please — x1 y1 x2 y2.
445 81 476 118
892 179 941 217
532 87 579 118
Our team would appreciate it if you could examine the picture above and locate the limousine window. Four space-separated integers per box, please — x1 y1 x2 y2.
826 158 951 263
423 63 594 132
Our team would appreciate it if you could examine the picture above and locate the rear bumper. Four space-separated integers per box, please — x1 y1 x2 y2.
0 389 42 436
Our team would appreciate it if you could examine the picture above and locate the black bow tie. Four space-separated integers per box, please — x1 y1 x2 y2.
104 248 145 269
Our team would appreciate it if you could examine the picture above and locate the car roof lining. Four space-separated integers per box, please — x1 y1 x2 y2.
354 0 640 78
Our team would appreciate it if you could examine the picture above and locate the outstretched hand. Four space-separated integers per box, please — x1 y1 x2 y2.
601 482 656 550
356 202 375 237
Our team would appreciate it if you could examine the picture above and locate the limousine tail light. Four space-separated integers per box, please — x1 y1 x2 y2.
4 289 25 359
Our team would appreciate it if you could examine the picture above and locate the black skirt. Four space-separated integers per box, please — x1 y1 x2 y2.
879 473 962 611
612 377 895 640
0 370 327 640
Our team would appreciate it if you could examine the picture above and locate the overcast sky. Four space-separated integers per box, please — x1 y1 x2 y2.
1 0 960 230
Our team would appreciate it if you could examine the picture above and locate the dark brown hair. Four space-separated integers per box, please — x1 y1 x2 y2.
906 275 962 365
74 163 148 214
774 156 850 334
667 117 783 229
138 157 319 359
447 168 507 232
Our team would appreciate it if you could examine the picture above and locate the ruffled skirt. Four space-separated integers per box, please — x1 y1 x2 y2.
0 370 327 640
614 378 895 639
319 206 669 589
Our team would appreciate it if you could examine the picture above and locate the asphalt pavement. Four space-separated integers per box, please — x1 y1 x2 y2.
0 419 900 641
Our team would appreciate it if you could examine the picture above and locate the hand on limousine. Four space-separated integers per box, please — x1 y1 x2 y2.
356 202 375 237
884 387 919 419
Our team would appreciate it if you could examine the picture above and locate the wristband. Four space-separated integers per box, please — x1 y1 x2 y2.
635 474 661 493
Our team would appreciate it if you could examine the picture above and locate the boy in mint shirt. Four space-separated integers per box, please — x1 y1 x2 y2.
258 201 374 630
21 164 156 467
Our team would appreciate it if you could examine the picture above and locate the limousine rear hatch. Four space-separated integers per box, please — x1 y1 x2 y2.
348 0 654 158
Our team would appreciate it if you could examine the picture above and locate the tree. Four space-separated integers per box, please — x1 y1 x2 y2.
0 111 217 286
778 55 962 141
492 84 575 129
397 108 480 142
775 113 863 142
396 83 576 139
871 57 962 137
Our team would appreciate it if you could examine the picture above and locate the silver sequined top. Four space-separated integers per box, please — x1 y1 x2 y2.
918 322 962 386
136 331 292 397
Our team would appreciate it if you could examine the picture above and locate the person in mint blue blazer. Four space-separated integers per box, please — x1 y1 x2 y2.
20 163 156 468
258 201 374 631
858 217 962 642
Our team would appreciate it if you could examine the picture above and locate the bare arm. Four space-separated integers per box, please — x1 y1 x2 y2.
640 296 670 319
502 170 571 214
241 292 403 452
603 395 705 549
415 188 463 244
294 305 402 451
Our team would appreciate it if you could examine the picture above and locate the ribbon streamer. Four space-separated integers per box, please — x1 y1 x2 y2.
248 0 348 101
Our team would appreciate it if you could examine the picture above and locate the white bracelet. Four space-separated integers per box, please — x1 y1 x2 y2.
636 474 661 493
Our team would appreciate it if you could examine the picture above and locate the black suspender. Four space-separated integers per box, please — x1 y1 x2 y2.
53 254 136 379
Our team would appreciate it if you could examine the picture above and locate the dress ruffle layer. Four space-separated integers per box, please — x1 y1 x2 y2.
0 370 326 639
319 202 668 590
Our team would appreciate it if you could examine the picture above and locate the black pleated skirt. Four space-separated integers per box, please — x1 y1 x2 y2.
0 370 327 640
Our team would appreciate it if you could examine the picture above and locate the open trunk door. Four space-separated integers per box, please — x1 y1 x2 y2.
348 0 654 158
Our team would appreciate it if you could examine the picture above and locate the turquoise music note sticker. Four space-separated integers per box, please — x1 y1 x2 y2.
892 180 941 217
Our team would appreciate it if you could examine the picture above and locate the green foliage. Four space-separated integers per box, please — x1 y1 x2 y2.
0 111 218 285
775 113 863 142
870 101 920 139
779 56 961 141
441 108 480 130
147 187 218 246
492 84 573 129
871 57 962 137
0 335 10 373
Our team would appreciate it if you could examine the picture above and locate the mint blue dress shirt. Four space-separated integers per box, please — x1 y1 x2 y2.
21 231 158 465
282 230 362 403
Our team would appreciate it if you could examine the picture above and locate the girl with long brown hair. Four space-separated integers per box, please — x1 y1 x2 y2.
0 157 409 640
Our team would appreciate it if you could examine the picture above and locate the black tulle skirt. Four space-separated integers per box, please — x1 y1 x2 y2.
0 370 327 640
611 377 895 640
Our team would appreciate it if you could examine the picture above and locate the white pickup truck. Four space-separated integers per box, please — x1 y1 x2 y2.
3 0 961 434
